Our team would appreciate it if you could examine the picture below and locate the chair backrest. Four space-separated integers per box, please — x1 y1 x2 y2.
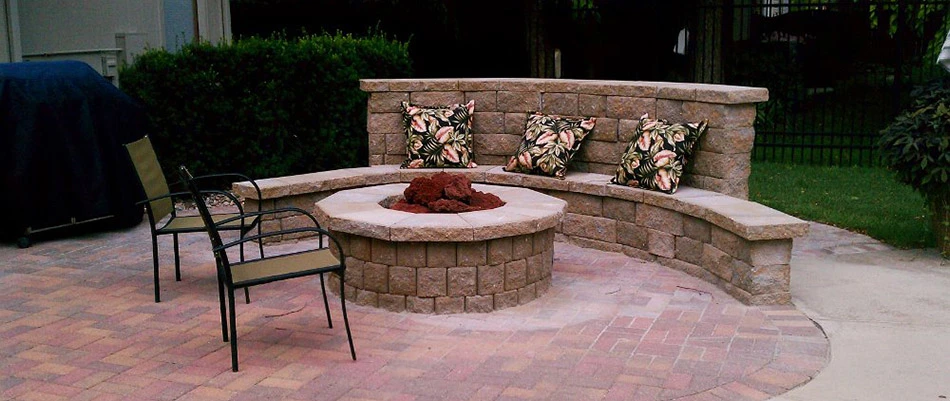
124 136 174 222
178 165 233 282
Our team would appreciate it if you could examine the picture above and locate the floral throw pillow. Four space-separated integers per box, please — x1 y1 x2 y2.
611 114 708 194
401 100 477 169
504 113 596 179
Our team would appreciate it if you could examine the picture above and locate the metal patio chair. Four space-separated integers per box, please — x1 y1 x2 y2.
124 136 263 303
178 165 355 372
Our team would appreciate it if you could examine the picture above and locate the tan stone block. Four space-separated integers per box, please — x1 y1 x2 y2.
617 221 647 249
537 276 552 295
606 97 656 119
498 91 541 112
447 266 477 296
505 112 529 135
417 268 447 297
388 266 416 296
518 283 537 304
533 228 555 253
355 289 378 307
655 99 685 122
485 167 524 186
410 91 465 107
474 134 522 157
746 292 791 305
567 236 623 253
384 154 407 165
360 79 389 92
647 229 675 258
688 151 751 180
478 155 509 166
349 235 371 261
426 242 457 268
576 81 657 97
369 155 384 166
682 103 755 129
635 204 684 236
368 113 402 134
526 254 542 283
342 282 357 301
683 216 711 243
457 79 503 91
397 242 427 267
505 259 527 291
694 85 768 104
657 257 705 280
561 213 617 242
603 198 636 223
363 262 389 293
542 80 583 92
487 237 513 264
368 92 410 112
541 92 579 116
466 91 497 111
378 294 406 312
618 118 641 143
587 118 618 142
698 127 755 155
510 235 532 259
344 258 364 287
711 226 749 261
457 241 487 266
733 260 789 296
748 240 792 266
435 296 465 314
387 80 425 91
656 83 697 101
477 263 505 294
371 239 397 265
675 236 703 265
543 190 600 216
622 245 656 262
579 94 606 116
702 244 735 281
576 140 625 165
407 296 434 313
494 290 519 309
472 112 505 135
368 133 386 154
465 295 494 312
386 133 407 155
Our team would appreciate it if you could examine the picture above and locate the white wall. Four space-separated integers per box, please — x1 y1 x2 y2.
18 0 164 55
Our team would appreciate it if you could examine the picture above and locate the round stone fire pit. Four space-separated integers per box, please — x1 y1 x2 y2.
315 183 566 313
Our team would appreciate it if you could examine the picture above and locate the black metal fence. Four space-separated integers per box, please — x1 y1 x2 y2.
684 0 950 166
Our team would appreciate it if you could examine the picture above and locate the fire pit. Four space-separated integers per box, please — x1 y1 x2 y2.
314 180 566 313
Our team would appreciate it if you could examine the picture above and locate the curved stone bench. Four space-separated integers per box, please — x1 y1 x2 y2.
233 78 807 307
234 165 807 306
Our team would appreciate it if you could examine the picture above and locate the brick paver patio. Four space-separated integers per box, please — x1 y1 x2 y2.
0 221 827 400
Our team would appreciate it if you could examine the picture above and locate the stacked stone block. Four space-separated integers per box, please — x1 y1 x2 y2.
325 229 556 313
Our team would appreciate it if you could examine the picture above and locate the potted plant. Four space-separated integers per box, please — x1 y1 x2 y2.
879 77 950 258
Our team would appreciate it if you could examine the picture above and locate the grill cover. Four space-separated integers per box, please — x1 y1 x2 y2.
0 61 145 240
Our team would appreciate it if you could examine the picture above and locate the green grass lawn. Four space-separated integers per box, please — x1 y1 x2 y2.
749 161 934 249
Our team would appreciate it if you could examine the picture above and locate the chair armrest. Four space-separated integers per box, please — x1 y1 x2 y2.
214 226 343 260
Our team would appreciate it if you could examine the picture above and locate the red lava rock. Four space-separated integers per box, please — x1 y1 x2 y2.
392 172 505 214
469 191 505 210
390 200 431 213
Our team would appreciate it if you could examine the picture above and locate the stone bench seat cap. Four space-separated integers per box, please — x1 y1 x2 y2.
236 165 807 241
315 183 567 242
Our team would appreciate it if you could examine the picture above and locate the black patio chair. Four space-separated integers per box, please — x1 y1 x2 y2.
178 165 355 372
124 136 263 303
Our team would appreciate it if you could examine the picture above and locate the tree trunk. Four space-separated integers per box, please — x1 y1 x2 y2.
932 191 950 259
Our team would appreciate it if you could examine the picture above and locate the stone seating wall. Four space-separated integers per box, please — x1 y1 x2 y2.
233 79 808 305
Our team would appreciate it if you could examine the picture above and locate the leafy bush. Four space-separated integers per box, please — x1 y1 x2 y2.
120 32 411 179
879 77 950 257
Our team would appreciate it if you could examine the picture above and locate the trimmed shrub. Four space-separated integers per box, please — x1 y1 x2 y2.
120 33 411 178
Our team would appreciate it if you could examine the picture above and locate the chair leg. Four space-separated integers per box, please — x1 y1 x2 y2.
228 288 239 372
173 233 181 282
152 235 161 303
218 277 228 342
244 288 250 304
320 273 332 328
339 269 356 361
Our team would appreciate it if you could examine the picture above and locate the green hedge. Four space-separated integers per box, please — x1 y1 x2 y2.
120 33 411 179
